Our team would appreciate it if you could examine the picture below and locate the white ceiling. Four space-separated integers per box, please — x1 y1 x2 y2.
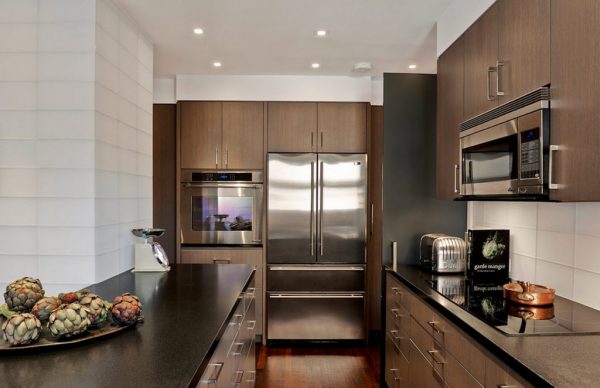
115 0 453 78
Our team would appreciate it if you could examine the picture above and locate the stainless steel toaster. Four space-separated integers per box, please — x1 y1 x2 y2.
420 234 466 273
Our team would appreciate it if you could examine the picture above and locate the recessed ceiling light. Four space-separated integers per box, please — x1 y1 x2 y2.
311 63 320 69
315 30 327 37
409 64 417 69
193 28 204 35
213 62 222 68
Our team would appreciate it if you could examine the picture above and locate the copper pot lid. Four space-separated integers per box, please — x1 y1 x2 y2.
503 281 556 306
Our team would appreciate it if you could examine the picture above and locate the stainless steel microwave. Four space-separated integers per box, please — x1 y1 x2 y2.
459 87 553 199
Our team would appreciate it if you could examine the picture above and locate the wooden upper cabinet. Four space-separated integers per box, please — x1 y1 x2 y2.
463 3 498 119
436 37 464 200
179 101 222 169
222 102 264 170
549 0 600 201
317 102 367 153
267 102 317 152
498 0 550 104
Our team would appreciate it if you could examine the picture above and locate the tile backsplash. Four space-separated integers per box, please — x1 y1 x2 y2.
468 201 600 310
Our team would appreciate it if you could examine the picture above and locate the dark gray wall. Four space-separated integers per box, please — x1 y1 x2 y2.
382 73 467 266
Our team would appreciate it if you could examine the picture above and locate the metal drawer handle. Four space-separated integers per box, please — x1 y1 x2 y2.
204 362 224 383
390 308 405 319
245 287 256 296
230 314 243 326
427 349 446 365
390 368 402 381
389 330 403 341
269 266 364 271
487 66 497 101
247 320 256 331
213 258 231 264
427 320 443 334
391 287 403 296
231 342 244 356
233 370 244 385
497 385 516 388
270 293 364 299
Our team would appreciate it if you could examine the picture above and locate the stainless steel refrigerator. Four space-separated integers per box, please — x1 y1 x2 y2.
266 153 367 341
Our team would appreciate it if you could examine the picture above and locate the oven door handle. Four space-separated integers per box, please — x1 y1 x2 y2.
181 183 262 189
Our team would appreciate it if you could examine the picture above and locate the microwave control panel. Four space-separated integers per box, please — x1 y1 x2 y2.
520 128 540 179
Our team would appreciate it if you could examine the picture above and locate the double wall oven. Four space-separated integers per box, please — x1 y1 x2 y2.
180 170 263 246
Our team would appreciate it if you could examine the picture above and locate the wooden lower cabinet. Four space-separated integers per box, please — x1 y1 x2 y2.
385 273 533 388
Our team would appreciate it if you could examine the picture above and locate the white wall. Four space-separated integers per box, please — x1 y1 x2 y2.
437 0 495 56
469 202 600 310
0 0 152 295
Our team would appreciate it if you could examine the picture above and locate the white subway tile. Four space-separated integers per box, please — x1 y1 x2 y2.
95 84 119 119
0 82 36 110
137 154 152 177
118 98 137 128
118 221 138 247
95 198 119 226
137 198 152 221
95 54 119 93
38 0 95 23
0 255 38 282
136 130 152 156
95 112 118 145
509 226 537 258
0 24 37 52
119 48 137 81
137 108 152 133
118 148 137 175
37 110 95 140
506 202 538 229
118 245 134 272
38 53 94 81
119 198 138 224
119 18 138 55
573 269 600 310
117 122 137 151
137 35 153 70
38 82 94 110
119 73 138 105
536 230 574 267
95 250 120 283
0 111 36 139
137 61 153 92
137 86 152 113
537 202 575 233
0 198 36 226
96 0 119 39
509 254 536 282
576 203 600 238
38 255 95 284
95 224 119 254
38 23 95 52
118 173 137 198
574 234 600 274
38 227 95 256
36 140 95 169
96 142 118 172
37 169 94 197
95 26 119 66
0 168 36 197
0 53 36 81
96 170 119 198
137 176 152 198
37 198 95 227
0 226 37 255
535 260 573 299
0 1 37 23
0 140 36 168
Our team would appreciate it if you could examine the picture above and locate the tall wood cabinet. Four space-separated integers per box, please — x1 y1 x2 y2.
267 102 368 153
179 101 264 170
436 37 464 200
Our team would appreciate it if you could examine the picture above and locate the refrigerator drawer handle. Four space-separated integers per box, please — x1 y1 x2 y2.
268 266 364 271
269 294 364 299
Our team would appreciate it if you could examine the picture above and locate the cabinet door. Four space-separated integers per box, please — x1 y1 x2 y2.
317 102 367 153
222 102 264 170
179 101 222 169
550 0 600 201
497 0 550 104
463 3 498 119
436 37 464 200
267 102 317 152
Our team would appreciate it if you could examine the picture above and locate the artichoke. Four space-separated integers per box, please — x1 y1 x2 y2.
31 296 60 322
2 313 42 346
47 303 91 338
58 292 80 304
482 232 506 260
111 293 142 325
79 293 109 326
4 277 45 312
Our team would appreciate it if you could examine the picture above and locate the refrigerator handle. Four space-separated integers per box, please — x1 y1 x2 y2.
392 241 398 269
310 161 315 256
319 160 324 256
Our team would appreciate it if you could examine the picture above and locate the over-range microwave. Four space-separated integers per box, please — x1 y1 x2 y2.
458 87 554 199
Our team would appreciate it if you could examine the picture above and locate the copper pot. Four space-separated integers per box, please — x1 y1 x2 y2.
503 281 555 306
505 303 555 320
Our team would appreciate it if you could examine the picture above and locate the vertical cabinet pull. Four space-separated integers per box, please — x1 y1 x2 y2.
311 131 314 148
496 60 505 96
370 203 374 236
319 161 324 256
453 164 459 193
549 145 559 189
320 132 324 148
487 66 497 101
215 146 219 167
225 148 229 167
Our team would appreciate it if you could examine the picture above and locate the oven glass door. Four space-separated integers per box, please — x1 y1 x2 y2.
181 184 263 245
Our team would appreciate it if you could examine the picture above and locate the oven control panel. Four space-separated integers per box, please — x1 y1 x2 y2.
520 128 540 179
191 172 254 182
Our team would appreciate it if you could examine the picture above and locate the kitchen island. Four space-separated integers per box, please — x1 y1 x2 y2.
385 265 600 387
0 264 255 388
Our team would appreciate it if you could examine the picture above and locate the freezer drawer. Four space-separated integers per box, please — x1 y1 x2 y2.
267 265 364 292
267 292 365 340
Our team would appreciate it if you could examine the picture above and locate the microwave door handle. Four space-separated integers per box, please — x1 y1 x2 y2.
468 160 473 184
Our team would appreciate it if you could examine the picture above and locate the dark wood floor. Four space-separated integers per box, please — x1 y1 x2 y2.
255 344 381 388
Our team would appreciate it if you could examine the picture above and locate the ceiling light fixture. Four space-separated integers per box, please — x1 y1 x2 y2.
409 64 417 69
213 62 222 68
311 63 320 69
193 28 204 35
315 30 327 37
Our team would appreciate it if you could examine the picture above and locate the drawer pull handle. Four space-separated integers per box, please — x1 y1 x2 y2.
427 320 443 334
233 370 244 385
247 320 256 331
390 308 405 319
497 386 516 388
389 330 404 342
213 258 231 264
204 362 224 383
427 349 446 365
231 342 244 356
230 314 244 326
390 368 402 381
391 287 403 296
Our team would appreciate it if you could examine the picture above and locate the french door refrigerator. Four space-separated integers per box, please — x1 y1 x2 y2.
266 153 367 341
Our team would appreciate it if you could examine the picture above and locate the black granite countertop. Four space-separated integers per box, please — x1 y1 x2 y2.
386 265 600 388
0 264 254 388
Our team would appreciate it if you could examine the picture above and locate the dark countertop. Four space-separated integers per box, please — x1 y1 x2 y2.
0 264 254 388
386 265 600 388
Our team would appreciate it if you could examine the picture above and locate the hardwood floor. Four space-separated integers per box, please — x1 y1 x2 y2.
255 344 381 388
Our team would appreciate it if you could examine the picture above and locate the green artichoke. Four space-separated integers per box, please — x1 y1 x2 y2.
482 233 506 260
2 313 42 346
111 293 142 326
31 296 60 322
79 293 108 326
47 303 91 338
4 277 45 312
